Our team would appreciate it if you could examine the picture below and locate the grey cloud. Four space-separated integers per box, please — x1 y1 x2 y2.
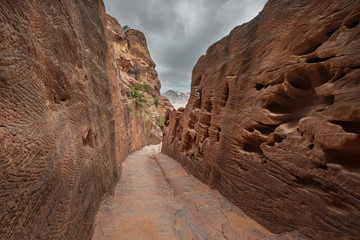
104 0 267 93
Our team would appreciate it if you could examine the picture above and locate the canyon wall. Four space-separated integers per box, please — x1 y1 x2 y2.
106 14 163 151
162 0 360 239
0 0 163 239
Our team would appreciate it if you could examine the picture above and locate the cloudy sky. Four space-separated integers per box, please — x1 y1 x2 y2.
103 0 267 93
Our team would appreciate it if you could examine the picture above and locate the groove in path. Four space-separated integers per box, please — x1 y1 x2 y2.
92 145 302 240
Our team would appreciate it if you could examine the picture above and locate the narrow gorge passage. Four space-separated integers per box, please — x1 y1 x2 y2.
92 145 287 240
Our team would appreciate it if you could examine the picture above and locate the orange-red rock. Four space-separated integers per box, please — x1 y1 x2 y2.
157 95 174 117
0 1 162 239
162 1 360 239
106 14 164 149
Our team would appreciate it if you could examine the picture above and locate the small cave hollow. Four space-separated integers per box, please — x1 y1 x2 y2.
255 83 265 90
193 89 202 109
317 164 328 170
83 129 96 148
220 82 229 107
241 138 264 154
286 64 331 92
265 101 288 114
345 20 359 29
288 77 312 90
330 120 360 134
306 55 334 64
327 149 360 172
203 99 212 113
254 123 279 136
183 131 194 152
274 134 285 143
243 143 263 154
332 72 346 82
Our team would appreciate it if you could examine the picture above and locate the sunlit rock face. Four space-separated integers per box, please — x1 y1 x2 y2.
162 0 360 239
106 14 165 150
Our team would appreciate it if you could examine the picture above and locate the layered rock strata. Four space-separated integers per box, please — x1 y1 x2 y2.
0 1 163 239
162 1 360 239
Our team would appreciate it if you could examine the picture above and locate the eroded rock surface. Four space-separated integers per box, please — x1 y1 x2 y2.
157 95 174 117
162 1 360 239
0 1 163 239
106 14 164 150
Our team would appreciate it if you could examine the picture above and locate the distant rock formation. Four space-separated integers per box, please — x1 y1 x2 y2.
106 14 166 150
157 95 174 117
163 90 190 109
0 1 165 239
162 1 360 239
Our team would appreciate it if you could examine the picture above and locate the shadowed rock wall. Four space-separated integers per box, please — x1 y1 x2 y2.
0 0 161 239
162 0 360 239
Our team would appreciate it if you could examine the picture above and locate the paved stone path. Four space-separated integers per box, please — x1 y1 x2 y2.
92 145 304 240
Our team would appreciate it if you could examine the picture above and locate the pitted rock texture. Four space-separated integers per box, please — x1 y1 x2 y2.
162 1 360 239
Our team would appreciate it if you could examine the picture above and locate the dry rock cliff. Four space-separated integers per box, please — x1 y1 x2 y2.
162 0 360 239
0 1 164 239
106 14 164 150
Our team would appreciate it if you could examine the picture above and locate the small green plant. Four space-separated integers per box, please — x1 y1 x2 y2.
158 114 165 130
122 25 130 33
154 96 159 108
127 82 150 108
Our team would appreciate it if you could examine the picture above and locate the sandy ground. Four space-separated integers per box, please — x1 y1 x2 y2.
92 145 305 240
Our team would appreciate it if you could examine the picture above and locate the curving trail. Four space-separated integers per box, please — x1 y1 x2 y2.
92 145 304 240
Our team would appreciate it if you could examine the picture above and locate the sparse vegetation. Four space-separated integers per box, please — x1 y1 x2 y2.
158 114 165 130
154 96 159 108
122 25 130 33
127 82 150 108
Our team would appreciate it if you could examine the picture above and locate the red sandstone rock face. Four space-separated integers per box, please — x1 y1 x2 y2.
157 95 174 117
106 15 163 150
0 1 118 239
0 1 162 239
162 1 360 239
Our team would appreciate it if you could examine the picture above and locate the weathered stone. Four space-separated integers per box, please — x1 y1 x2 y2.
157 95 174 117
0 1 162 239
162 1 360 239
106 14 164 150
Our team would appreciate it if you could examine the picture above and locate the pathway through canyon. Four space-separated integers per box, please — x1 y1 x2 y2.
92 145 303 240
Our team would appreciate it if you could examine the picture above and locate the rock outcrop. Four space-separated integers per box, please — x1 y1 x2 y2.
162 1 360 239
0 1 163 239
106 14 164 150
157 95 174 117
163 90 190 109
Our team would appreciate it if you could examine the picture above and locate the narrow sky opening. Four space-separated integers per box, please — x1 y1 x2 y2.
103 0 267 93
